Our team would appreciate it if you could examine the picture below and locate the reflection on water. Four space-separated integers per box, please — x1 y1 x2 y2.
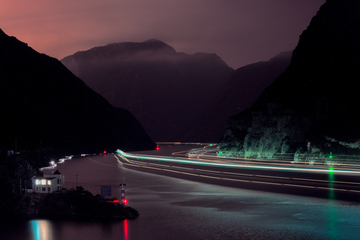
328 166 335 200
123 219 128 240
327 167 337 240
30 220 53 240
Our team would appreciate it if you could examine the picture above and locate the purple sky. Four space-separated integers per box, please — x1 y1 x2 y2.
1 0 325 69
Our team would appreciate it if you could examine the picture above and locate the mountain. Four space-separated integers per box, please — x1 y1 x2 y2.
219 0 360 160
0 29 155 155
178 51 292 142
61 40 234 141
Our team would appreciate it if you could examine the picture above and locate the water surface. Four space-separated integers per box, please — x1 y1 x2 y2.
2 153 360 239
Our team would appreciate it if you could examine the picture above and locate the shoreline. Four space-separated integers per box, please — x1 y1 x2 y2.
12 187 139 222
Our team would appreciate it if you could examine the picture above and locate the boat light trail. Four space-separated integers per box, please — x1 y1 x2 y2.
116 150 360 175
114 155 360 193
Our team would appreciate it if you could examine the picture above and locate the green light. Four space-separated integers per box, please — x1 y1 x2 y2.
329 166 334 172
209 144 212 146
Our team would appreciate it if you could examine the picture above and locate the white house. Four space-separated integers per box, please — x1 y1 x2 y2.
31 170 62 193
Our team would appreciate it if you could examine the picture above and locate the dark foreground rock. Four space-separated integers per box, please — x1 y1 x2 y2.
14 186 139 221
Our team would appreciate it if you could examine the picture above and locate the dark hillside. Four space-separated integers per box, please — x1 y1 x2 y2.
0 29 155 155
179 51 292 142
220 0 360 160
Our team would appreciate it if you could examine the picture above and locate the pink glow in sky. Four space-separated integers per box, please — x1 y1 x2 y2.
0 0 325 68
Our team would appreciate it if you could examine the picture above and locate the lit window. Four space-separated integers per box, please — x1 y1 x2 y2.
41 179 46 185
47 180 51 185
35 179 39 185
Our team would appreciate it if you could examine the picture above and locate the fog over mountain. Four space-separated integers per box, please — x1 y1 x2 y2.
62 40 292 142
0 29 155 156
61 40 234 141
219 0 360 160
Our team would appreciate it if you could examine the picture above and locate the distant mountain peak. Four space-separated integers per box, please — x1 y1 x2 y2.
105 38 172 49
63 39 177 62
138 39 176 54
61 39 233 141
143 38 163 43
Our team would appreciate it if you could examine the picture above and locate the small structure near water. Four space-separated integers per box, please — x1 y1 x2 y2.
120 182 127 205
31 170 63 193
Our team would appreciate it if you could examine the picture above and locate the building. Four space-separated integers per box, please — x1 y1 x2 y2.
31 170 62 193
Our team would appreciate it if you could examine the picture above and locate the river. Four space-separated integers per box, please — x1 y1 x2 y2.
1 151 360 239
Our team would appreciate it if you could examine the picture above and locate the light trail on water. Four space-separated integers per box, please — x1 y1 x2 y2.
116 150 360 175
114 153 360 194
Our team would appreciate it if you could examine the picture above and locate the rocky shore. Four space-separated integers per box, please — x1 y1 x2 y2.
13 186 139 221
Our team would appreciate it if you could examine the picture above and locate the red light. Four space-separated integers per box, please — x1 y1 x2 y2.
124 219 128 239
156 145 159 151
123 199 128 204
104 151 107 155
